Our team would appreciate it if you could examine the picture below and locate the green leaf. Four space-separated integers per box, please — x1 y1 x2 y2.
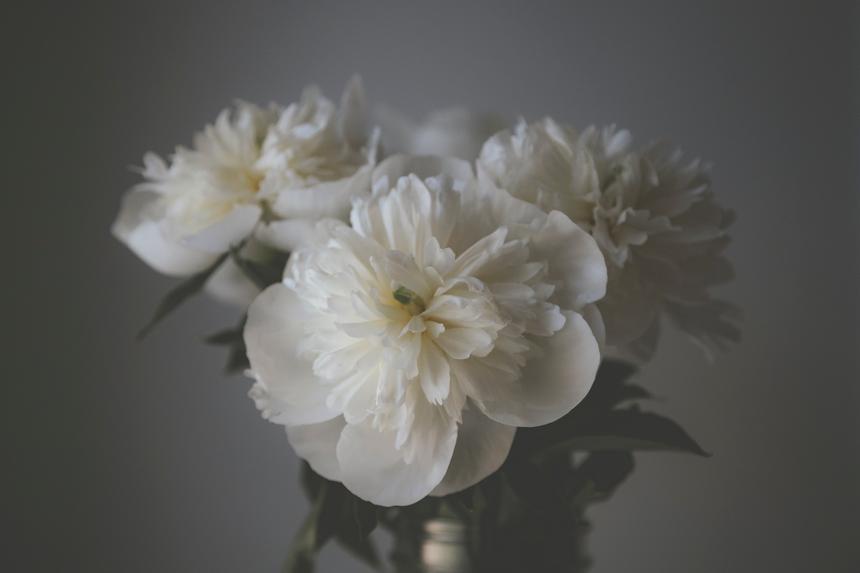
224 342 250 374
579 359 651 411
532 409 709 462
335 498 380 568
137 252 229 340
568 452 635 506
291 464 380 571
203 325 244 346
204 317 249 374
283 482 329 573
229 245 284 290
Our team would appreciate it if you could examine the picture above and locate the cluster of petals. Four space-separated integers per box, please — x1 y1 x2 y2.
114 81 737 505
112 78 377 304
479 118 737 359
244 155 607 505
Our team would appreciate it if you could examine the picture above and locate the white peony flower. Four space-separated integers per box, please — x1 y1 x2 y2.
243 155 607 506
479 118 738 360
112 78 377 295
375 107 507 161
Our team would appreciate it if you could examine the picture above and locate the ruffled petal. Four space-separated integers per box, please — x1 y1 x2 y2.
432 405 515 496
371 154 474 191
461 311 600 427
286 417 346 481
244 284 339 426
112 190 216 276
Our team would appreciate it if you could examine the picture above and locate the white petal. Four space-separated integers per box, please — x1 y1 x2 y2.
579 303 606 349
530 210 607 310
336 404 457 506
112 189 216 276
463 311 600 427
432 405 515 496
244 284 339 426
434 327 494 359
270 167 371 220
255 218 319 252
286 417 346 481
418 342 451 404
183 204 262 254
371 154 474 189
204 256 260 307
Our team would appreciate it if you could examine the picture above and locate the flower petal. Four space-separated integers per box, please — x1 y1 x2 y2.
112 190 216 276
418 341 451 404
461 311 600 427
286 417 346 481
432 405 515 496
183 204 262 254
336 402 457 506
270 166 371 220
372 154 475 189
244 284 339 426
530 210 607 311
204 256 260 307
255 218 319 252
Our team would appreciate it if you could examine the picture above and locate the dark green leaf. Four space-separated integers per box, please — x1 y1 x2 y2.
203 325 244 346
229 245 285 290
532 409 709 462
569 452 635 506
224 342 249 374
137 252 229 340
203 317 249 374
292 464 380 571
336 534 380 570
579 360 651 411
300 462 326 499
283 482 329 573
336 499 380 568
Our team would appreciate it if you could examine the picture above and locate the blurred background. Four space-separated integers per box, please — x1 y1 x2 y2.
7 1 858 571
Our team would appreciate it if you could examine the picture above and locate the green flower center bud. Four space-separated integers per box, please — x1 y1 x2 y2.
393 285 426 315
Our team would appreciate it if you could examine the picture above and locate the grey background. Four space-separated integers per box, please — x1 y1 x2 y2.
8 1 859 571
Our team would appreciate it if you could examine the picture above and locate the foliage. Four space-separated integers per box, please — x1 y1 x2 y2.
289 359 708 572
139 244 288 374
137 252 230 339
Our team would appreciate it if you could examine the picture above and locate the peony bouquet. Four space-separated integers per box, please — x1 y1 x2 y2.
113 76 738 572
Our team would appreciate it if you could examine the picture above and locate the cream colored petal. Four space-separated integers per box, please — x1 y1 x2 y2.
183 204 262 254
270 167 371 220
112 189 216 276
255 218 319 252
244 284 339 426
459 311 599 427
530 210 607 311
204 256 260 307
336 404 457 506
285 417 346 482
431 405 515 496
